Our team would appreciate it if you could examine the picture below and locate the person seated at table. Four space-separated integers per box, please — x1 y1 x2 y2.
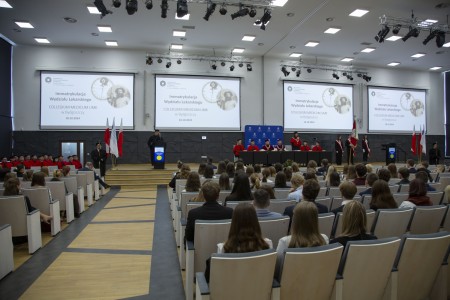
253 189 282 218
300 141 310 151
30 155 40 167
233 139 245 161
247 139 259 151
312 141 323 152
275 139 285 151
352 163 367 186
23 155 33 169
261 139 274 151
290 132 302 150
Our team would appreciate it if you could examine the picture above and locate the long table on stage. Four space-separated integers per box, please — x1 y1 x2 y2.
239 151 332 166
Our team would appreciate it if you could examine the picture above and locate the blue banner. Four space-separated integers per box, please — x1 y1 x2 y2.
244 125 284 148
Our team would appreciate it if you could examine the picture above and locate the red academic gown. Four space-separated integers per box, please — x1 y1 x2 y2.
262 145 274 151
1 162 13 169
312 146 323 152
73 160 82 169
300 145 311 151
233 144 245 157
247 145 260 151
23 160 33 169
290 137 302 150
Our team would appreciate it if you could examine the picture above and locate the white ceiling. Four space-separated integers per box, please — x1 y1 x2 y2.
0 0 449 71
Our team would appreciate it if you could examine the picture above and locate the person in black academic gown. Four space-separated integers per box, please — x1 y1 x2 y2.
147 130 164 166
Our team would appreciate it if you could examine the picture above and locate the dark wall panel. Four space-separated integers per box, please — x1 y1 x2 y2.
0 38 12 156
445 72 450 157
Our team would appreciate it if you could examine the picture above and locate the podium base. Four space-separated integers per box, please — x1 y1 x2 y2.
154 163 165 169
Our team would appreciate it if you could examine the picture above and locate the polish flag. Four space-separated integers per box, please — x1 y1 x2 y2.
419 125 426 155
109 118 119 157
411 125 417 155
350 119 358 155
104 118 110 153
118 119 124 158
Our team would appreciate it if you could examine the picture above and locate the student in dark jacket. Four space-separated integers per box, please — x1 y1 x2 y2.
283 179 328 231
415 170 436 192
396 167 410 186
185 181 233 244
352 163 367 186
331 181 357 214
359 173 378 196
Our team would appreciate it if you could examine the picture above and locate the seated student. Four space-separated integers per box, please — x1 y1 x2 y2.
387 163 398 179
274 171 288 189
37 155 46 167
216 161 226 176
397 167 410 185
206 158 217 170
317 159 329 175
79 162 110 189
274 139 285 151
277 201 329 276
41 166 50 177
10 156 19 167
416 161 434 183
235 161 245 174
284 166 293 182
415 171 436 192
245 165 255 178
253 164 263 179
260 185 276 199
168 164 191 189
218 172 231 190
304 171 318 182
346 165 357 180
247 139 259 151
274 163 283 173
203 165 214 179
377 168 391 183
399 179 432 208
261 139 274 151
15 164 25 178
312 141 323 152
261 168 271 183
3 178 53 224
269 166 277 177
287 173 305 202
300 141 310 151
352 163 367 186
283 179 329 230
332 181 357 214
185 181 233 244
184 172 201 193
205 202 271 282
30 155 40 167
197 163 207 177
224 172 254 203
330 201 377 247
407 159 417 174
72 155 83 169
23 155 33 169
359 173 378 196
250 173 261 190
2 172 17 186
365 164 374 174
225 162 235 178
327 172 341 187
1 157 12 169
291 162 300 174
44 155 55 166
253 189 282 218
56 155 66 170
369 180 398 210
22 169 34 182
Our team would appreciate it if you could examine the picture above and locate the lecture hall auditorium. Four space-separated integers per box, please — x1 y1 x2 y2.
1 0 450 299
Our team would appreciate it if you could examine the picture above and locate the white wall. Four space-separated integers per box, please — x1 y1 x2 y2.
12 45 444 135
263 56 445 135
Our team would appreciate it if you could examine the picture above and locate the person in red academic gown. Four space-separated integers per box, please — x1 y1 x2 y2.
37 155 46 167
56 155 66 169
290 132 302 150
275 139 285 151
23 155 33 169
312 141 323 152
261 139 274 151
300 141 311 151
1 157 12 169
247 139 260 151
10 156 19 167
72 155 83 169
233 139 245 160
31 155 40 167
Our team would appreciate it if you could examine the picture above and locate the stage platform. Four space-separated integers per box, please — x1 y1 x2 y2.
105 164 177 189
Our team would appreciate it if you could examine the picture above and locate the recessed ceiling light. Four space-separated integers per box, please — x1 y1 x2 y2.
98 25 112 32
387 62 400 66
15 21 34 28
253 21 270 26
87 5 101 14
443 42 450 47
171 44 183 50
105 40 118 46
429 66 442 70
411 53 426 58
0 0 11 8
324 27 341 34
64 17 77 23
286 13 295 17
305 41 319 47
341 57 354 62
386 35 402 41
232 48 245 53
361 47 376 53
175 12 190 20
173 30 186 37
419 19 438 26
34 38 50 44
425 19 438 23
289 53 302 58
271 0 289 7
349 9 369 17
242 35 256 41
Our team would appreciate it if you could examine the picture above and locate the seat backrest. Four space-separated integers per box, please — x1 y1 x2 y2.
22 188 51 215
209 249 277 300
389 178 401 185
389 184 400 193
442 205 450 232
394 232 450 300
61 176 78 195
225 201 252 210
186 202 204 215
318 213 335 237
393 193 409 207
48 166 58 173
75 173 87 194
408 205 447 234
331 212 343 239
361 195 372 210
259 217 290 248
180 192 199 218
274 188 291 199
218 190 231 205
175 179 187 198
69 165 76 172
315 197 332 211
428 182 442 192
30 166 41 172
330 197 343 211
356 185 367 195
398 184 410 193
317 187 328 197
0 195 30 236
280 244 343 300
194 220 231 273
318 180 327 187
366 210 375 234
327 187 340 197
428 192 444 205
21 181 32 189
46 181 67 210
372 208 414 238
338 238 401 300
267 199 296 214
77 171 95 185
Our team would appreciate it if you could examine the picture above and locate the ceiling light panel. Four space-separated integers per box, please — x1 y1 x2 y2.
387 62 400 66
289 53 302 57
386 35 402 41
232 48 245 53
105 40 118 46
324 27 341 34
341 57 354 62
175 12 190 20
305 41 319 47
0 1 12 8
242 35 256 41
171 44 183 50
34 38 50 44
97 25 112 32
271 0 288 7
411 53 425 58
349 9 369 17
173 30 186 37
87 5 101 14
15 21 34 28
361 47 376 53
429 67 442 70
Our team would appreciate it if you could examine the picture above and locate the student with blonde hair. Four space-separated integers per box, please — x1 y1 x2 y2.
287 173 305 202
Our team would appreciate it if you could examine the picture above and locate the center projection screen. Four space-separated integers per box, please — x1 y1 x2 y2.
284 81 354 132
368 86 426 133
40 71 135 129
155 75 241 130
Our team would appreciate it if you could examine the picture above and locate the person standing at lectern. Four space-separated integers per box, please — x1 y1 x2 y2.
91 142 107 177
362 135 370 163
290 132 302 150
428 142 441 165
335 135 343 165
345 135 355 165
147 130 164 166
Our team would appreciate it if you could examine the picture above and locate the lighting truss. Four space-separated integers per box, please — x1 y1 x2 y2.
279 61 369 79
145 53 253 67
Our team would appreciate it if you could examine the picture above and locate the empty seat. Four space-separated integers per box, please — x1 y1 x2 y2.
315 197 332 211
77 171 95 206
392 232 450 300
428 192 444 205
361 195 372 210
389 184 400 193
259 217 289 248
393 193 409 207
356 185 368 195
61 176 84 213
408 205 447 234
0 224 14 280
442 205 450 232
195 249 277 300
398 184 410 193
330 197 343 211
317 187 328 197
318 213 335 237
218 191 231 205
0 195 42 254
371 208 414 238
327 187 340 197
429 182 443 192
335 238 401 300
